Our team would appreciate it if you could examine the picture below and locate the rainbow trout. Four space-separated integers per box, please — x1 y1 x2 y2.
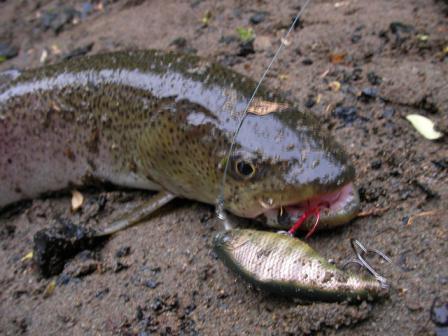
0 50 376 301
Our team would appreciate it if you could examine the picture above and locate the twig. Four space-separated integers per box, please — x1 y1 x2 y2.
405 210 441 226
357 207 390 218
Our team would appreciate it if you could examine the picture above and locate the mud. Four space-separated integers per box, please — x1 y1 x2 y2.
0 0 447 335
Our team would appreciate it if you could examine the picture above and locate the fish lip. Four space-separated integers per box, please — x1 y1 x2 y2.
257 182 360 230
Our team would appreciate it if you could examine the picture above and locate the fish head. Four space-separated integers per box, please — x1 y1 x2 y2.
222 106 359 230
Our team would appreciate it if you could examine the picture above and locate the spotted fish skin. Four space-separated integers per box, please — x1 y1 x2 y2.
214 229 385 302
0 49 354 222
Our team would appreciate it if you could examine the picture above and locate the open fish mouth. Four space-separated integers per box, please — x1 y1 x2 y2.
258 183 360 230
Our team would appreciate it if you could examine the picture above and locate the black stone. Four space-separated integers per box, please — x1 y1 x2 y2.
371 160 382 170
431 299 448 327
237 40 255 57
302 58 313 65
360 87 379 101
169 37 187 49
390 22 414 35
367 71 383 85
63 42 94 60
33 218 104 277
332 106 358 123
351 34 362 43
432 159 448 170
351 68 363 81
249 11 268 25
0 42 18 60
151 297 164 311
383 106 395 118
304 96 316 108
219 35 239 45
144 279 159 289
115 246 131 258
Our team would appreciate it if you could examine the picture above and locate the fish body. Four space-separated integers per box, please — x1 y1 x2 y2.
0 50 375 301
214 229 384 302
0 50 358 228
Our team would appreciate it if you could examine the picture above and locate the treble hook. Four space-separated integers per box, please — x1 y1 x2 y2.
343 239 392 289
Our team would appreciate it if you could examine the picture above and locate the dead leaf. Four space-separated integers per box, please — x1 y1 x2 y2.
71 190 84 211
329 52 346 64
21 251 33 262
51 44 61 55
416 34 429 42
40 49 48 63
281 37 290 47
334 1 350 8
406 114 443 140
201 11 213 26
43 280 57 298
329 81 341 92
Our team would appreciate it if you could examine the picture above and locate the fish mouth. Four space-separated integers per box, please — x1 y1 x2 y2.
257 183 360 230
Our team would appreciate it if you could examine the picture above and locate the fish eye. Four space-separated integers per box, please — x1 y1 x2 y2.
235 160 256 179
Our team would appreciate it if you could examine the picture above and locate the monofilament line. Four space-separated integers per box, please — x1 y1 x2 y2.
216 0 312 224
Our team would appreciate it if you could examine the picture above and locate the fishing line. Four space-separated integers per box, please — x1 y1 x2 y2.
216 0 312 225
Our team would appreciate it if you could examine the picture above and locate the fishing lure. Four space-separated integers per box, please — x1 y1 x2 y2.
214 229 388 302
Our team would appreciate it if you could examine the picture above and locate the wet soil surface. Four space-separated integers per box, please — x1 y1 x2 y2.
1 0 447 335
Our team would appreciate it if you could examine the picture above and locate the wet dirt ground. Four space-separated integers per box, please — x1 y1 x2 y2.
1 0 447 335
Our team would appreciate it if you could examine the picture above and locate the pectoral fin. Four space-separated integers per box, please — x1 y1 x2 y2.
96 191 176 236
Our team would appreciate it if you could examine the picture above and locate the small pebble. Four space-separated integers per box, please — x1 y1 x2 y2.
389 22 414 45
95 288 110 299
360 87 379 101
332 106 358 123
184 303 197 315
304 96 316 108
41 6 81 34
431 299 448 326
136 305 144 321
150 266 161 274
302 58 313 65
432 159 448 170
237 41 255 57
63 42 94 60
219 35 238 44
113 261 129 273
115 246 131 258
81 2 93 19
383 106 395 118
151 297 164 311
290 16 302 30
351 34 362 43
56 273 71 286
351 68 363 81
170 37 187 49
144 279 159 289
249 11 267 25
390 21 414 35
439 277 448 285
0 42 18 60
371 160 382 170
367 71 382 85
